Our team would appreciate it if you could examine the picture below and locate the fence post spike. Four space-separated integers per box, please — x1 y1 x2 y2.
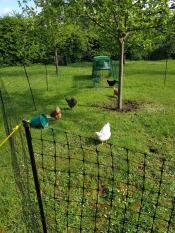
23 121 47 233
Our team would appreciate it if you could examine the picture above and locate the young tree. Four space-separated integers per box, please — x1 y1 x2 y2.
19 0 65 75
20 0 89 73
70 0 175 110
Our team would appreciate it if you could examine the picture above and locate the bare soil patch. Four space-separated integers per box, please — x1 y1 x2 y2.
91 99 142 112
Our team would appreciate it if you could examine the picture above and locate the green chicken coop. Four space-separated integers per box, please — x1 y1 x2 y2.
92 56 117 87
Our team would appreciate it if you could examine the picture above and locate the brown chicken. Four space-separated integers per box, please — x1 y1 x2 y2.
113 87 118 97
50 106 62 119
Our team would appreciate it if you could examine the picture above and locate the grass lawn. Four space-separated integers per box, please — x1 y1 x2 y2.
1 60 175 153
0 60 175 232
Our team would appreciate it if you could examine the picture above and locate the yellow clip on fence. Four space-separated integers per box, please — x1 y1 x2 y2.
0 124 22 148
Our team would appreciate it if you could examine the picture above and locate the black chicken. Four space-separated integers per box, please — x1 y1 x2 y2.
65 97 77 109
107 80 118 87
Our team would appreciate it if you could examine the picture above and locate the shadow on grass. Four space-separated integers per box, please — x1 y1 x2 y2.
0 87 41 232
72 75 93 89
66 62 93 68
84 136 100 146
2 85 81 118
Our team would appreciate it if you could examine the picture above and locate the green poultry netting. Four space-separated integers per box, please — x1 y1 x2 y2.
92 56 118 87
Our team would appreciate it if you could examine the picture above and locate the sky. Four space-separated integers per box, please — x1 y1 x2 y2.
0 0 34 16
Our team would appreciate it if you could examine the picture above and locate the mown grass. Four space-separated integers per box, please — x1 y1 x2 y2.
0 60 175 232
1 60 175 152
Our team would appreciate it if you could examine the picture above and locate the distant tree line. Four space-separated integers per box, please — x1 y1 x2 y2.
0 15 88 65
0 14 174 66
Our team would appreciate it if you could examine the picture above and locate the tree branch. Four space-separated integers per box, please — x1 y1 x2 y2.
127 24 162 33
84 9 118 39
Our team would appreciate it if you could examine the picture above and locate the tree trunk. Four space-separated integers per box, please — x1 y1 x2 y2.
123 53 126 65
118 37 125 110
55 48 59 78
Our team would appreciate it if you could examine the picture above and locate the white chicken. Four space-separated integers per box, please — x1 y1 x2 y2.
95 122 111 144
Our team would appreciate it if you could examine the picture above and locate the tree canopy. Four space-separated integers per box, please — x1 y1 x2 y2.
68 0 174 109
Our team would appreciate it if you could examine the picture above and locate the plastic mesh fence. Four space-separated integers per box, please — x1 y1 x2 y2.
29 128 175 233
